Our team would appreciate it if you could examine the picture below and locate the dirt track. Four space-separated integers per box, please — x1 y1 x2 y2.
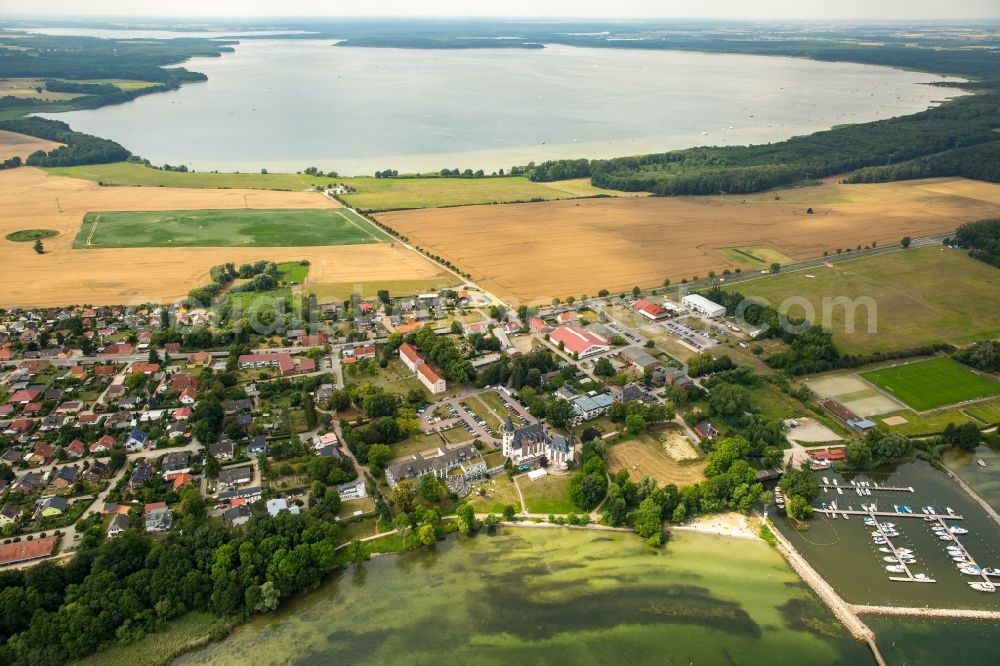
0 168 447 307
378 178 1000 304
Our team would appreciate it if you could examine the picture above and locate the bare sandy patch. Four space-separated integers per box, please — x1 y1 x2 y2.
607 436 706 487
882 415 909 426
377 177 1000 304
0 130 62 161
785 418 843 443
674 512 758 540
0 168 448 307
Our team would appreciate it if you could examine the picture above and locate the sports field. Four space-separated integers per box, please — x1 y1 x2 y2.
45 162 630 210
732 245 1000 355
74 208 384 248
860 357 1000 411
376 177 1000 304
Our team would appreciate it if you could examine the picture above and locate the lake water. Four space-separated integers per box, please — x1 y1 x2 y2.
943 445 1000 512
177 527 872 665
773 460 1000 611
44 40 965 175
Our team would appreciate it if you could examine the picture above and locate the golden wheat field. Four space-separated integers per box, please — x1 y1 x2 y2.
376 177 1000 304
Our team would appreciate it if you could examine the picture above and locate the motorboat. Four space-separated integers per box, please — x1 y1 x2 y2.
885 565 905 573
940 534 955 541
982 568 1000 577
822 477 829 485
947 507 956 516
961 566 983 575
978 458 987 467
901 506 914 514
927 507 936 515
893 505 900 513
952 555 968 562
883 556 899 563
921 507 930 514
914 573 930 580
879 547 893 553
969 582 996 593
950 526 969 535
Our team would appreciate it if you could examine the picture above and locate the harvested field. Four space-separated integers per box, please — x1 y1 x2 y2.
607 432 707 487
0 168 449 307
733 245 1000 355
0 129 61 161
376 177 1000 304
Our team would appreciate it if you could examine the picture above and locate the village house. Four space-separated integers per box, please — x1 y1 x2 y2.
548 325 610 358
145 502 173 533
224 504 252 527
218 465 253 489
128 461 153 490
209 440 234 460
107 513 130 538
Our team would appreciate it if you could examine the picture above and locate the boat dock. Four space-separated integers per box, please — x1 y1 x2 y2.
930 517 995 587
820 484 914 494
868 510 936 583
819 508 963 520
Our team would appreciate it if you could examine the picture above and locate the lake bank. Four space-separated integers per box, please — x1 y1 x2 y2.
175 526 873 665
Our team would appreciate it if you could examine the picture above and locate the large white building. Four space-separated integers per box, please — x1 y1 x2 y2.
502 417 574 469
682 294 726 318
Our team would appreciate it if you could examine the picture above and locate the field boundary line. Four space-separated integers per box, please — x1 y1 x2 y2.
85 213 100 248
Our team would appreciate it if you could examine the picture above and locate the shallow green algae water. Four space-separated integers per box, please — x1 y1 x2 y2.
177 527 872 665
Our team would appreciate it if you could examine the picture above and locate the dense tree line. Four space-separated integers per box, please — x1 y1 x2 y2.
43 80 119 95
954 218 1000 269
844 429 916 470
846 141 1000 185
954 340 1000 373
408 326 476 385
0 494 343 665
0 117 130 167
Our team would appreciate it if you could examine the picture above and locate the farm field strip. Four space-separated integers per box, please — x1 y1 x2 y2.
860 357 1000 412
377 177 1000 304
44 162 632 210
74 208 384 248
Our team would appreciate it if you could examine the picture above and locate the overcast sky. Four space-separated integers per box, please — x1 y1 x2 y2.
2 0 998 21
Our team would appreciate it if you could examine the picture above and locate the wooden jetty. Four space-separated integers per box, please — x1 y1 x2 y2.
868 510 936 584
819 509 963 520
820 484 913 493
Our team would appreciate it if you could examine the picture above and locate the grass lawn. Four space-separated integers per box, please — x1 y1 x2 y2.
962 398 1000 427
390 430 445 459
277 260 310 284
860 357 1000 411
468 475 522 514
354 358 427 399
719 246 795 267
519 473 576 514
74 208 384 248
308 277 458 303
748 382 808 422
70 611 235 666
46 162 630 210
876 407 985 436
729 247 1000 355
464 396 501 432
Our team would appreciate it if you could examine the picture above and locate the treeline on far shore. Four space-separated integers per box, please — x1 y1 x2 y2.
520 91 1000 195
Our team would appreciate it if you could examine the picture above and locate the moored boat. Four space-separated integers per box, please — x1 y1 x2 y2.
969 581 996 592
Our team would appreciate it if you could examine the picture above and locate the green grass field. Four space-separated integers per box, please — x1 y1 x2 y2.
860 357 1000 411
73 208 384 248
5 228 57 242
46 162 626 211
729 247 1000 355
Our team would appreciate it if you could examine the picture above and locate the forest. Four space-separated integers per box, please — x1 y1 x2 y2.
0 494 344 665
523 90 1000 195
0 117 130 167
954 218 1000 269
845 141 1000 185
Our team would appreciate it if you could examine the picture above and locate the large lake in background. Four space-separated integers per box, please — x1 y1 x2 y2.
44 40 965 175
